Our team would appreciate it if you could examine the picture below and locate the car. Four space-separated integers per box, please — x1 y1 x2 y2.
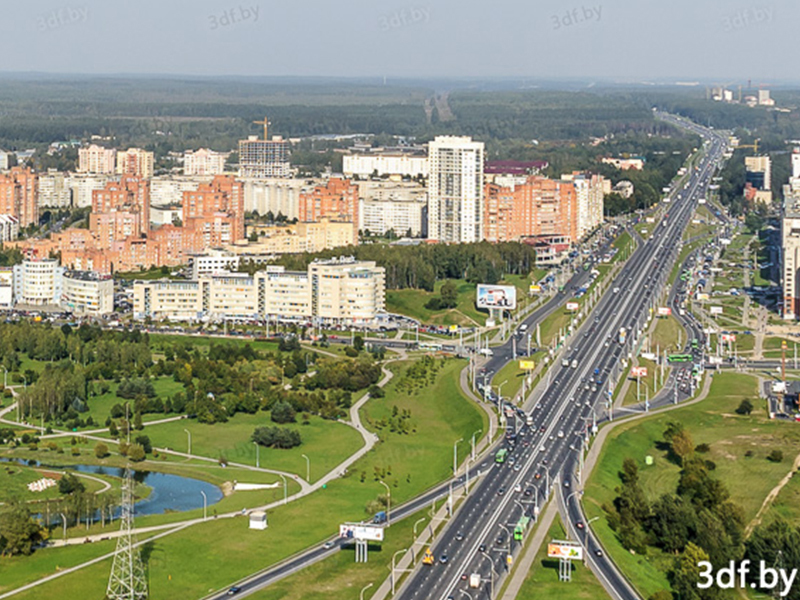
595 549 604 557
456 532 464 541
539 445 546 452
564 481 570 488
498 487 506 496
440 554 448 564
514 464 521 472
534 472 542 480
496 535 506 546
323 541 335 549
514 484 522 493
576 521 584 530
479 543 487 553
524 488 533 497
228 586 243 596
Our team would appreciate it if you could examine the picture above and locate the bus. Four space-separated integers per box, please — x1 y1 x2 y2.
418 342 443 352
514 516 531 541
495 449 508 464
667 354 693 363
691 338 699 349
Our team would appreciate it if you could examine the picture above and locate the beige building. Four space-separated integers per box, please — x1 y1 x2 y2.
78 145 117 174
241 219 355 254
116 148 155 179
133 258 385 324
343 150 428 178
782 197 800 320
184 148 228 176
61 271 114 315
38 170 72 208
358 181 427 236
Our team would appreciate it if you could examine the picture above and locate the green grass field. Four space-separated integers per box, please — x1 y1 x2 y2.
621 358 659 407
516 515 610 600
649 315 683 354
584 372 800 598
492 352 542 402
1 358 487 600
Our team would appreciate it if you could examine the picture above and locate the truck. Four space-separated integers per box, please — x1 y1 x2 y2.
373 511 387 525
561 358 570 367
469 573 481 588
618 327 627 345
422 548 435 565
526 414 533 426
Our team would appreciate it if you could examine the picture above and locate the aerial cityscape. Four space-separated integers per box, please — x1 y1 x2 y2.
3 3 800 600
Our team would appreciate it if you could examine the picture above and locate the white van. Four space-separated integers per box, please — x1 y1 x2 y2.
479 348 494 357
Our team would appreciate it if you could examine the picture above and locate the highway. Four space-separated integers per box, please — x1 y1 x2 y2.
395 114 729 600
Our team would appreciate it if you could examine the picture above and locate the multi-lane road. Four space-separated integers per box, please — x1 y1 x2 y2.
395 114 729 600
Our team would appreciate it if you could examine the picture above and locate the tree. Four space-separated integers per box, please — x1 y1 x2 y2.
94 442 109 458
109 420 119 438
133 412 144 431
0 503 43 556
134 435 152 454
672 542 716 600
127 443 146 462
440 280 458 308
252 426 302 449
736 399 754 415
768 449 784 463
270 401 296 424
353 335 365 352
671 429 695 465
58 473 85 495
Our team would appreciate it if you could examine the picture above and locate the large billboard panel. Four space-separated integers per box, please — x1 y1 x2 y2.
721 333 737 343
339 523 384 542
631 367 648 378
709 306 723 315
547 541 584 560
519 360 535 370
657 307 672 316
477 285 517 310
565 302 580 312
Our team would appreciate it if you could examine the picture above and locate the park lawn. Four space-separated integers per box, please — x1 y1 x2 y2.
634 222 652 240
768 465 800 525
4 358 487 600
146 333 279 354
584 372 800 599
764 336 797 351
492 352 542 402
516 515 610 600
244 499 425 600
611 232 634 261
134 411 363 483
650 315 683 354
82 377 187 425
386 279 487 327
0 462 68 503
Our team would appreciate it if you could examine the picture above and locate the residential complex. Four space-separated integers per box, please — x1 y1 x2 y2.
342 147 428 178
238 135 291 178
427 136 485 243
184 148 228 176
13 259 65 306
0 167 39 228
0 149 10 171
134 257 385 324
358 180 427 237
243 219 355 254
62 270 114 315
116 148 155 179
78 145 117 174
242 177 307 219
782 197 800 320
0 214 19 242
298 177 359 239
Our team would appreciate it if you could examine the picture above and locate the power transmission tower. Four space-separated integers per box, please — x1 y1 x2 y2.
106 467 148 599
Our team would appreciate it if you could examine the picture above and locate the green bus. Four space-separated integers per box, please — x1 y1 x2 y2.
495 449 508 464
514 516 531 541
667 354 693 363
691 338 699 349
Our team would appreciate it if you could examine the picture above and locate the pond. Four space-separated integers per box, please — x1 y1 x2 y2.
0 457 224 515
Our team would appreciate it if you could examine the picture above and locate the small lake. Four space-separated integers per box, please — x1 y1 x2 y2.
1 457 224 515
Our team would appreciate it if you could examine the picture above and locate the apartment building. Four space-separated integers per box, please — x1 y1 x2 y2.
0 150 10 171
116 148 155 179
78 145 117 174
745 155 772 191
0 167 38 228
298 177 359 239
0 214 19 242
66 173 113 208
238 136 291 178
242 219 355 254
427 136 484 243
183 148 228 176
61 271 114 315
357 180 427 236
561 172 607 239
13 259 64 306
134 258 384 324
38 170 72 208
342 148 428 178
782 197 800 320
242 177 307 219
0 268 12 308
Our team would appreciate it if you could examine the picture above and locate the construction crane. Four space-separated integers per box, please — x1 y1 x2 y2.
253 116 271 140
736 138 760 153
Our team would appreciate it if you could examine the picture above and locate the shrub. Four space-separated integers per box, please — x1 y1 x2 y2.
127 444 146 462
767 450 784 463
252 426 302 449
94 442 109 458
270 401 296 424
736 399 754 415
695 443 711 453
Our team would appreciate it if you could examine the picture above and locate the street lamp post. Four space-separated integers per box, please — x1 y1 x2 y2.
453 438 463 475
301 453 310 482
278 473 287 505
184 428 192 456
481 554 497 599
200 490 207 520
390 548 407 595
379 480 391 525
471 429 482 460
359 582 374 600
254 442 260 468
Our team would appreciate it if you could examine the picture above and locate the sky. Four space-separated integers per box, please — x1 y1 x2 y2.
2 0 798 82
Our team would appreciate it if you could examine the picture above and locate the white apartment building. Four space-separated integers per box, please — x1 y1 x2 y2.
745 155 772 191
427 136 484 243
151 176 213 207
13 259 65 306
358 181 427 236
78 144 116 174
189 248 240 279
0 214 19 242
61 271 114 315
561 173 606 239
38 170 72 208
133 258 385 324
242 178 307 219
150 205 183 227
66 173 113 208
782 198 800 320
343 151 428 178
0 150 10 171
0 268 13 309
183 148 228 176
116 148 154 179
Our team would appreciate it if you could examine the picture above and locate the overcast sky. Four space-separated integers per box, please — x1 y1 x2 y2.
2 0 796 82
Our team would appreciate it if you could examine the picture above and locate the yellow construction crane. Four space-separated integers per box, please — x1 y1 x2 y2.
253 117 271 140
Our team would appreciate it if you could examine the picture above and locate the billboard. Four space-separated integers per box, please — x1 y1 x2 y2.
566 302 580 312
476 285 517 310
709 306 723 315
339 523 384 542
721 333 737 343
631 366 648 378
547 541 584 560
519 360 535 370
657 307 672 316
697 293 710 301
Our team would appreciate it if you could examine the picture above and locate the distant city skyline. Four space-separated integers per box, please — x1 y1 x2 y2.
2 0 798 82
